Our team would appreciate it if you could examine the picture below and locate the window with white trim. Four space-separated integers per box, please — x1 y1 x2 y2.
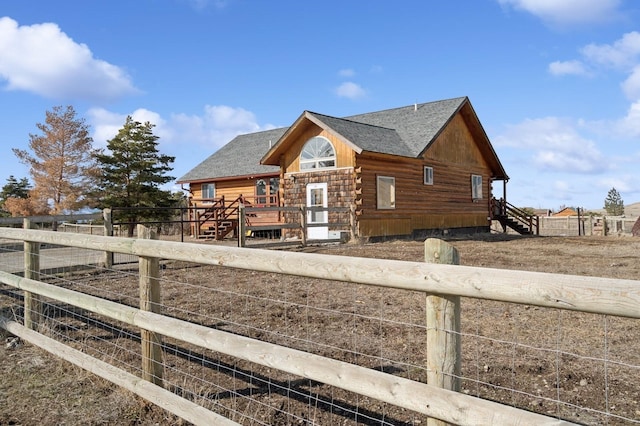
300 136 336 170
201 183 215 201
471 175 483 200
377 176 396 209
423 166 433 185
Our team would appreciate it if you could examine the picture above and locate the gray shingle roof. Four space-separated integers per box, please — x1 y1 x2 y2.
343 97 466 156
305 112 411 156
176 127 286 183
178 97 474 183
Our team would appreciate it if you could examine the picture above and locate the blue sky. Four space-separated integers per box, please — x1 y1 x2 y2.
1 0 639 210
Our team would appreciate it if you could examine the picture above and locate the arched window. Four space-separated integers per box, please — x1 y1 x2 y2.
300 136 336 170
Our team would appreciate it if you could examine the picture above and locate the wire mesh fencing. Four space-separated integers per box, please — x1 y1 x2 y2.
1 230 639 425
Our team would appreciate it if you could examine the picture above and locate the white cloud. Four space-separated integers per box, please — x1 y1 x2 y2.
550 32 640 101
87 108 127 148
170 105 266 148
335 82 367 100
597 175 636 193
615 99 640 136
620 65 640 100
548 60 589 76
495 117 606 173
498 0 622 26
89 104 270 152
0 17 138 101
581 31 640 70
87 108 170 148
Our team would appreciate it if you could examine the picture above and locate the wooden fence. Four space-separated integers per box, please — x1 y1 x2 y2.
1 226 639 424
492 215 639 237
238 204 355 247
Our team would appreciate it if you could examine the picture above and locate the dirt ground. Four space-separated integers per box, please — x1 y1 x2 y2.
1 234 640 425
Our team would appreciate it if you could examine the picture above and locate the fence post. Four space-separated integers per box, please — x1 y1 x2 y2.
103 209 114 268
424 238 461 426
138 224 164 387
300 207 307 247
238 203 246 247
349 205 357 241
23 218 42 330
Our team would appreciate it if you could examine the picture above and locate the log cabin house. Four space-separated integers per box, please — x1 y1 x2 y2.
177 96 512 241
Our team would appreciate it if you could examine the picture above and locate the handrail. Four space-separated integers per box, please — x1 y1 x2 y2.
505 202 539 235
194 195 254 240
492 198 539 235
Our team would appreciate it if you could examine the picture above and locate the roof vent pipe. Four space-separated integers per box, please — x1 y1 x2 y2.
414 103 417 111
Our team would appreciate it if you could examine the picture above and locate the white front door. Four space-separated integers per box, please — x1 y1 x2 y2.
306 182 328 240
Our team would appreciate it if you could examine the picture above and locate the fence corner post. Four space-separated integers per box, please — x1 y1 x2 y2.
23 218 42 330
138 224 164 387
424 238 461 426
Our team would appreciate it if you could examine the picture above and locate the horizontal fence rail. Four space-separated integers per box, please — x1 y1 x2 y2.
0 270 569 425
1 226 639 424
2 228 638 318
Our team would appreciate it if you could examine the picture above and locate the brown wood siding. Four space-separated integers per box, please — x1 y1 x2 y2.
217 180 255 201
358 213 489 238
356 154 491 213
189 178 272 204
425 113 489 168
282 126 356 173
358 217 412 237
354 149 492 237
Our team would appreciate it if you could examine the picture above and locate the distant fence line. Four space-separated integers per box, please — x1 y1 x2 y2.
2 209 638 241
539 215 638 236
0 212 103 227
492 215 638 237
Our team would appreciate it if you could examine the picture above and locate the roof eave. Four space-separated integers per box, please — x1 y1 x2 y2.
176 171 280 185
303 112 364 154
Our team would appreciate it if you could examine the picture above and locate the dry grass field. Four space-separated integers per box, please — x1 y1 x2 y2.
1 234 640 425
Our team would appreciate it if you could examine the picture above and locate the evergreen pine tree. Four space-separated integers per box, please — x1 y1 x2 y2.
603 187 624 216
94 116 176 236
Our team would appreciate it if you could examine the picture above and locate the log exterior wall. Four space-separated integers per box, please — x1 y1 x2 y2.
190 179 250 203
354 112 494 238
189 177 278 205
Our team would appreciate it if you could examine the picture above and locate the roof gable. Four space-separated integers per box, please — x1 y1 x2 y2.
261 97 475 165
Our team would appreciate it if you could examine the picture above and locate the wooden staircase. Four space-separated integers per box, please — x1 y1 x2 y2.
493 199 539 236
195 196 248 240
